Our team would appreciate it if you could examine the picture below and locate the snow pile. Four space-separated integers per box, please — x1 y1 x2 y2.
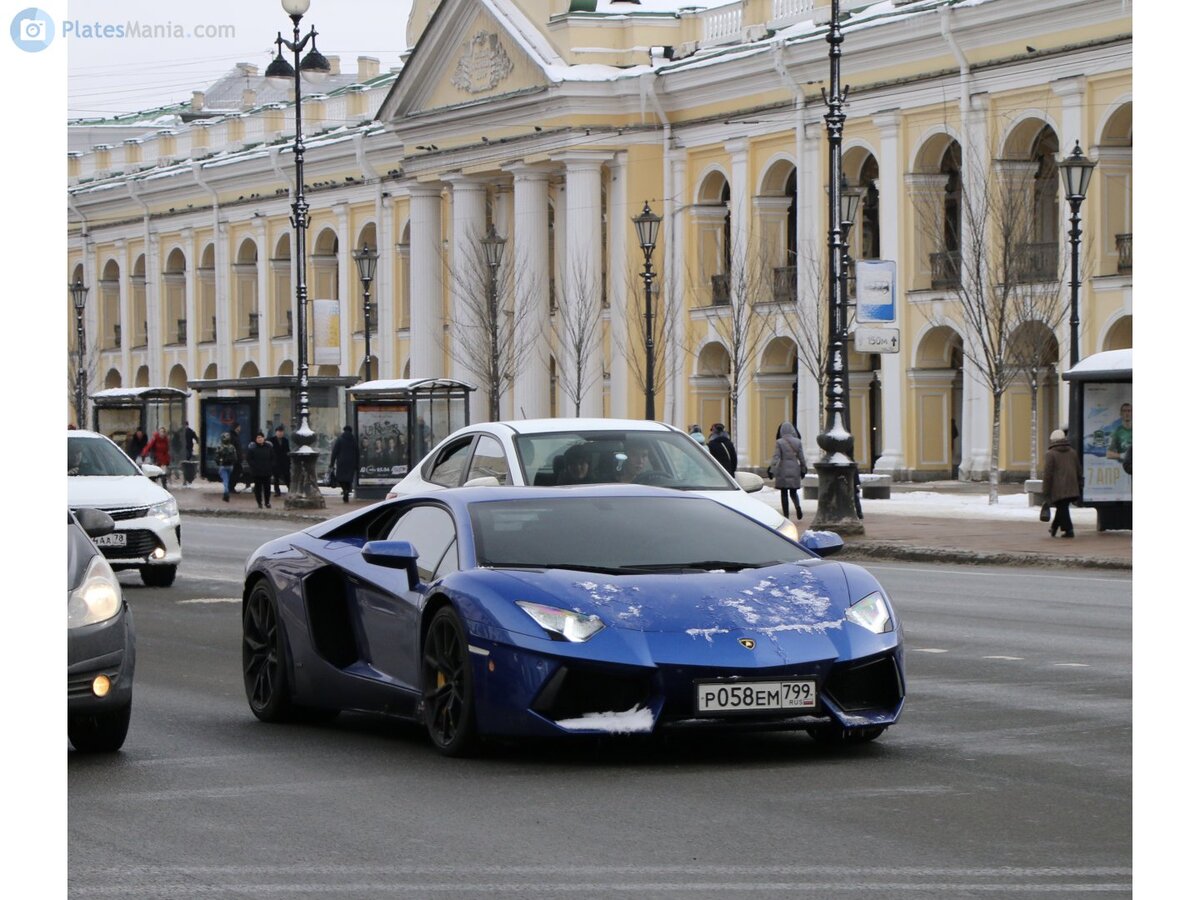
555 705 655 733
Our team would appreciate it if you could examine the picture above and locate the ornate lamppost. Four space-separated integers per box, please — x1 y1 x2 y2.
70 278 89 429
353 242 378 381
1058 140 1096 368
266 0 330 509
812 0 864 535
480 224 506 422
632 202 662 420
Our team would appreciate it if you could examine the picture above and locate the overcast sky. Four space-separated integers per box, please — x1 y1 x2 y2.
67 0 415 118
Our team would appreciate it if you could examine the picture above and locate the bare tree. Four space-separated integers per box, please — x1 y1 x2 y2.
66 336 103 428
1009 296 1068 479
545 255 604 417
441 238 538 422
915 153 1067 504
615 263 682 415
775 244 830 400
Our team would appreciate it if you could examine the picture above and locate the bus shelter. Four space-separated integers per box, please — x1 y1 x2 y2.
1064 349 1132 532
90 387 190 468
186 375 358 481
348 378 476 498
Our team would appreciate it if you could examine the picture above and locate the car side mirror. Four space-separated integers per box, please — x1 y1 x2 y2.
462 475 501 488
799 530 844 558
362 540 420 588
75 507 115 538
734 470 764 493
141 463 163 478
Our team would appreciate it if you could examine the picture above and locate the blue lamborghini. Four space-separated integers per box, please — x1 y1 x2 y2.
241 485 905 755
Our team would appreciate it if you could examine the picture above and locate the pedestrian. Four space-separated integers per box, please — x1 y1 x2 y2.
688 424 706 446
1043 428 1082 538
330 424 360 503
768 422 807 520
230 423 247 493
707 423 737 476
246 430 276 509
141 426 172 485
181 421 199 460
268 425 291 496
125 427 149 460
215 432 238 502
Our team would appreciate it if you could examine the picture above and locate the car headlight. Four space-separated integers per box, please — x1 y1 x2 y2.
778 519 800 542
845 591 893 634
147 497 178 520
516 601 605 642
68 555 123 628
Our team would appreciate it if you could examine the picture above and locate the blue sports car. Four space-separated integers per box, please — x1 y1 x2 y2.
241 485 904 755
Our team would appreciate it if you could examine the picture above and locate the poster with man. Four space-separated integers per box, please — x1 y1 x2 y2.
1081 385 1131 502
356 404 410 487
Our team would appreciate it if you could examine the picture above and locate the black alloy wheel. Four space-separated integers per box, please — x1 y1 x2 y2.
422 606 478 756
242 581 294 722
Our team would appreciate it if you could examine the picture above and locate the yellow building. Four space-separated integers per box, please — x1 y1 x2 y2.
67 0 1132 480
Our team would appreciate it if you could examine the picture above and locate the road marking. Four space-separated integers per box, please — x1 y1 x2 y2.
1054 662 1091 668
911 648 948 654
982 655 1024 661
178 598 241 604
866 563 1130 584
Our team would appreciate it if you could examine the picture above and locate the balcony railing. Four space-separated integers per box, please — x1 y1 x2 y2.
176 319 187 344
1116 233 1132 274
112 324 121 349
247 312 259 340
1013 242 1058 283
772 266 797 304
711 273 730 306
701 6 743 43
930 251 962 289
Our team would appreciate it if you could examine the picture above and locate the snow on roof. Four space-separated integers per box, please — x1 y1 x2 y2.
350 378 477 393
1065 349 1133 378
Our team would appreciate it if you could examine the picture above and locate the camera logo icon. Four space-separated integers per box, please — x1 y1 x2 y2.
10 8 54 52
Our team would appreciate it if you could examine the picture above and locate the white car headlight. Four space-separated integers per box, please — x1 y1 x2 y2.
778 519 800 542
845 591 893 634
68 555 123 628
516 601 605 642
148 497 178 520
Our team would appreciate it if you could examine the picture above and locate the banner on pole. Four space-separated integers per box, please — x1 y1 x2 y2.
312 299 341 366
855 260 896 322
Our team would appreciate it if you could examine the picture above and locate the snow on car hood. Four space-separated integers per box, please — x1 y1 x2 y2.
67 475 171 510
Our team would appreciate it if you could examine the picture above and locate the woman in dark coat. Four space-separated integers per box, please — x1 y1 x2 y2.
1043 428 1082 538
769 422 807 520
330 425 360 503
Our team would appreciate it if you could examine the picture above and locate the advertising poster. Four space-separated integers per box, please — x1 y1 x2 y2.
356 403 411 486
201 399 253 480
1081 382 1132 502
854 259 897 322
313 299 341 366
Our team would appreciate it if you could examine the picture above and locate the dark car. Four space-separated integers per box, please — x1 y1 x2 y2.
68 508 135 752
241 485 904 756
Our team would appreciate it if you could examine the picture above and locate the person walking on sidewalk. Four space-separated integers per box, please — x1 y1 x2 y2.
1043 428 1082 538
769 422 807 521
230 423 246 493
708 423 737 475
125 427 149 461
215 432 238 502
141 426 172 486
688 424 707 446
330 424 360 503
268 425 291 497
246 430 276 509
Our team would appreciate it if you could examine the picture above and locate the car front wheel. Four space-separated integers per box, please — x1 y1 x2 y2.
422 606 478 756
242 580 295 722
69 703 131 753
140 565 176 588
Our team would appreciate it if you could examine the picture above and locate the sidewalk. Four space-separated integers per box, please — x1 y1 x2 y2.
169 477 1132 571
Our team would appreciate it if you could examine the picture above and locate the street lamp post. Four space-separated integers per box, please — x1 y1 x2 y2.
70 279 89 429
632 202 662 420
353 243 378 381
1058 140 1095 369
481 224 506 421
266 0 330 509
812 0 864 536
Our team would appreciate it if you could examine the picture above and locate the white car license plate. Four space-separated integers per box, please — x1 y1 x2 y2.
94 532 127 548
696 679 816 714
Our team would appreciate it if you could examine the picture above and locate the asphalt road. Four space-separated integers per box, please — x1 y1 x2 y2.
68 517 1133 898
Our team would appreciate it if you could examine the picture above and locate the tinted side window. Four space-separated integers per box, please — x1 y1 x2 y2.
425 437 474 488
466 435 510 485
387 505 457 583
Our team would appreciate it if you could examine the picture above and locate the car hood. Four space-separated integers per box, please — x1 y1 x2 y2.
67 476 170 510
491 561 850 635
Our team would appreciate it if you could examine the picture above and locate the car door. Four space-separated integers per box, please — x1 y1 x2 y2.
423 435 476 488
463 433 512 485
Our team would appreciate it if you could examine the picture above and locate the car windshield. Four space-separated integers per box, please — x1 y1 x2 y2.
68 435 141 477
471 496 808 572
513 430 734 490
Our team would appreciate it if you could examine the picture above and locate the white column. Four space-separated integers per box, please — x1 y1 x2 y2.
960 93 992 480
214 220 232 380
797 122 824 463
115 240 132 382
873 110 905 476
408 184 444 378
607 152 629 419
377 192 395 378
254 219 271 369
1053 76 1087 416
507 164 552 419
726 138 752 452
669 150 687 425
333 203 352 375
447 175 489 422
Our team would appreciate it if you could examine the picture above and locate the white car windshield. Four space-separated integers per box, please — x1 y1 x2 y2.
513 430 734 490
68 436 142 477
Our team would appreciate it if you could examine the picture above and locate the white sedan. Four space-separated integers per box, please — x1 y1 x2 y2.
387 418 796 540
67 430 183 587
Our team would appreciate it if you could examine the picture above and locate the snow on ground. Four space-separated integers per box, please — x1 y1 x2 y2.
762 487 1099 526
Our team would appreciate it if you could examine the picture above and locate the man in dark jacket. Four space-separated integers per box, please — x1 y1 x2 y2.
1043 428 1082 538
330 425 360 503
268 425 291 497
246 430 276 509
707 423 738 476
231 423 246 493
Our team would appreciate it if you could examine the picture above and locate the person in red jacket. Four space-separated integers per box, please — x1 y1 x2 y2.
141 426 172 485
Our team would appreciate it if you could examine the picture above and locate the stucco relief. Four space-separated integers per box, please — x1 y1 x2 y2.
451 31 513 94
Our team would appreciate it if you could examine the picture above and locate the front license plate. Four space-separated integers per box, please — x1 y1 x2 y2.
94 532 127 548
696 679 817 714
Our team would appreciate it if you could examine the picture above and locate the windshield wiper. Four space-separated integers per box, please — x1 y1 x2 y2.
625 560 769 573
487 562 638 576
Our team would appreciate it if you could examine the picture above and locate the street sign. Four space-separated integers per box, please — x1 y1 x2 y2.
854 326 900 354
855 259 897 322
